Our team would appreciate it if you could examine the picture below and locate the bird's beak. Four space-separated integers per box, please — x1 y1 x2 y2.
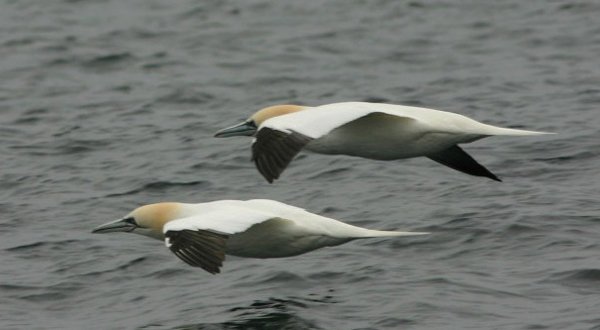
214 121 257 137
92 218 136 234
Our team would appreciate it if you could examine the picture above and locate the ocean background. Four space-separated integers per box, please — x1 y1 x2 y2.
1 1 599 329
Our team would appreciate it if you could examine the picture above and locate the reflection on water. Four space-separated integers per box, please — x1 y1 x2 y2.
173 297 328 330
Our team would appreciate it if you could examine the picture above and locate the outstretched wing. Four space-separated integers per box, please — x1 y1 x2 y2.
164 230 228 274
162 207 275 274
251 128 313 183
427 145 501 181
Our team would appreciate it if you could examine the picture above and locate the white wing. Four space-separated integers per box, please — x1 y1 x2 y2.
163 206 274 236
163 205 276 274
261 102 385 139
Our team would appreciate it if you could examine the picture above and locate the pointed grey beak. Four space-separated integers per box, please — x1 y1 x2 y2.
214 121 257 138
92 218 136 234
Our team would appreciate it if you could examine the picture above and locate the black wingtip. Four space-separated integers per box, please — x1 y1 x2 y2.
473 162 501 182
251 128 313 184
250 157 275 183
165 230 228 275
428 146 503 182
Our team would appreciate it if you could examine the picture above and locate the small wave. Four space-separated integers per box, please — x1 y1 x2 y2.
191 297 325 330
156 88 216 105
554 268 600 284
105 180 210 197
191 161 248 171
254 271 306 285
305 167 352 180
66 257 148 278
5 239 80 258
9 138 111 155
306 271 345 281
13 281 84 303
147 268 189 280
164 296 328 330
375 317 417 327
174 311 322 330
0 284 38 291
19 292 70 303
504 223 538 234
84 52 134 68
230 297 307 312
533 150 599 163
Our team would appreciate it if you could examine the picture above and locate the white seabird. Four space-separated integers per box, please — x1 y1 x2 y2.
92 199 427 274
214 102 551 183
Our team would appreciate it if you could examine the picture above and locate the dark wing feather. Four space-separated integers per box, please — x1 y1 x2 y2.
251 127 314 183
164 229 229 274
427 145 501 182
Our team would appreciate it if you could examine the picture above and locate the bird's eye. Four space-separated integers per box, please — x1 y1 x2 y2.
123 217 136 225
246 120 257 128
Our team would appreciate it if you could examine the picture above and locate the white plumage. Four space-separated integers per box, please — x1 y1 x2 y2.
92 199 427 274
215 102 551 183
263 102 542 139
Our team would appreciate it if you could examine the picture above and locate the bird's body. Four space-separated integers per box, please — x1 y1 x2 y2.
215 102 551 182
92 199 427 274
299 105 477 159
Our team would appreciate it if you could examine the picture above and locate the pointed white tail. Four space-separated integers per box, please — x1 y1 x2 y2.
477 123 554 136
363 230 430 237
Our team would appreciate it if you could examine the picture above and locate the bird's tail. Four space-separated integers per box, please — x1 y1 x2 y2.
361 229 429 238
328 219 429 238
475 123 554 136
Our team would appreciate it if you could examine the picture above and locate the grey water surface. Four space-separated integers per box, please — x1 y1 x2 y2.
1 1 599 329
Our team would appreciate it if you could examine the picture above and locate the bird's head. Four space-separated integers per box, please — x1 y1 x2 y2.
92 203 181 240
214 104 305 138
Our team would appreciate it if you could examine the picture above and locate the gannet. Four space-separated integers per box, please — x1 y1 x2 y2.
91 199 427 274
214 102 551 183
